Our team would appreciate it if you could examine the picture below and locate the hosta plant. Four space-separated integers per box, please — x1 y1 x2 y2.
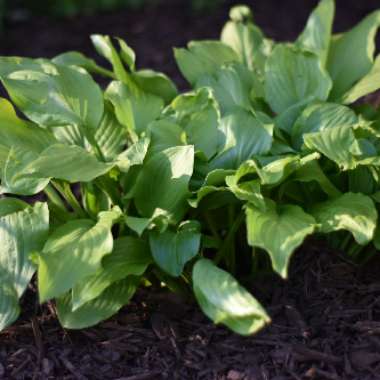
1 0 380 335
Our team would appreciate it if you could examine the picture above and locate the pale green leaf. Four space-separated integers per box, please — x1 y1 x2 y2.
174 40 239 85
311 192 377 245
246 200 316 278
327 10 380 99
296 0 335 64
57 277 139 329
265 45 332 114
38 209 121 302
193 259 270 335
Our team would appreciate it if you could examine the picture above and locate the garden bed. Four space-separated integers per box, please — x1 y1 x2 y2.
2 242 380 379
1 1 380 379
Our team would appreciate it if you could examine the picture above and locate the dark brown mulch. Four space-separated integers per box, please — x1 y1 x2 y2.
1 1 380 379
1 242 380 380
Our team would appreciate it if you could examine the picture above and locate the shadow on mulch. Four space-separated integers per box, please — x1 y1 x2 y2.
1 242 380 380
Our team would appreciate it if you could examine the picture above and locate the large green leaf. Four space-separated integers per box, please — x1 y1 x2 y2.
28 144 113 182
0 202 49 331
303 125 358 170
0 58 104 132
0 98 56 175
311 192 377 245
341 55 380 104
196 64 253 114
133 145 194 221
193 259 270 335
106 81 163 137
246 200 316 278
291 102 358 150
264 45 332 114
167 88 220 159
327 10 380 99
131 69 178 104
57 277 139 329
95 101 126 161
1 147 50 195
296 0 335 64
72 237 151 310
174 40 239 85
209 109 273 170
38 209 121 302
149 221 201 277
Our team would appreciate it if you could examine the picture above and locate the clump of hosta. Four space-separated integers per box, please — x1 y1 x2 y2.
1 0 380 335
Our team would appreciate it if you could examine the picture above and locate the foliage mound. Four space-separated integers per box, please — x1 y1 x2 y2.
1 0 380 335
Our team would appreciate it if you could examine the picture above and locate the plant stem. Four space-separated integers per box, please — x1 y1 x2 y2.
204 211 222 244
44 184 67 212
214 210 245 268
52 181 86 217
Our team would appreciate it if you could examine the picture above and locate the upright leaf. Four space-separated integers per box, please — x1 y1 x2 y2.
133 145 194 221
264 45 332 114
327 10 380 99
296 0 335 64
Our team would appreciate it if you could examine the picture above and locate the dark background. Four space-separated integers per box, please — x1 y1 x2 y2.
0 0 379 88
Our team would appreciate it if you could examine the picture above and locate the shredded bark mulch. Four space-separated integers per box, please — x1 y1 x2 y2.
1 243 380 380
1 1 380 379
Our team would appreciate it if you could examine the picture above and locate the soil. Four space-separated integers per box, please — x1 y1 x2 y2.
1 1 380 379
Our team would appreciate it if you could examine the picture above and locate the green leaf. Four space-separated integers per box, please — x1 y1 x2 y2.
149 221 201 277
95 101 126 161
1 147 50 195
28 144 113 182
196 64 253 113
0 98 56 175
341 55 380 104
91 34 130 83
193 259 270 335
72 237 151 309
209 109 273 170
291 102 358 150
57 277 139 329
0 58 104 132
264 45 332 114
52 51 114 78
133 145 194 221
0 197 28 217
246 200 316 278
116 136 150 172
221 6 270 73
147 120 185 157
0 202 49 331
174 40 239 85
0 278 20 331
131 69 178 104
327 10 380 99
303 125 358 170
167 88 220 159
296 0 335 64
38 209 121 302
106 81 163 137
311 192 377 245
